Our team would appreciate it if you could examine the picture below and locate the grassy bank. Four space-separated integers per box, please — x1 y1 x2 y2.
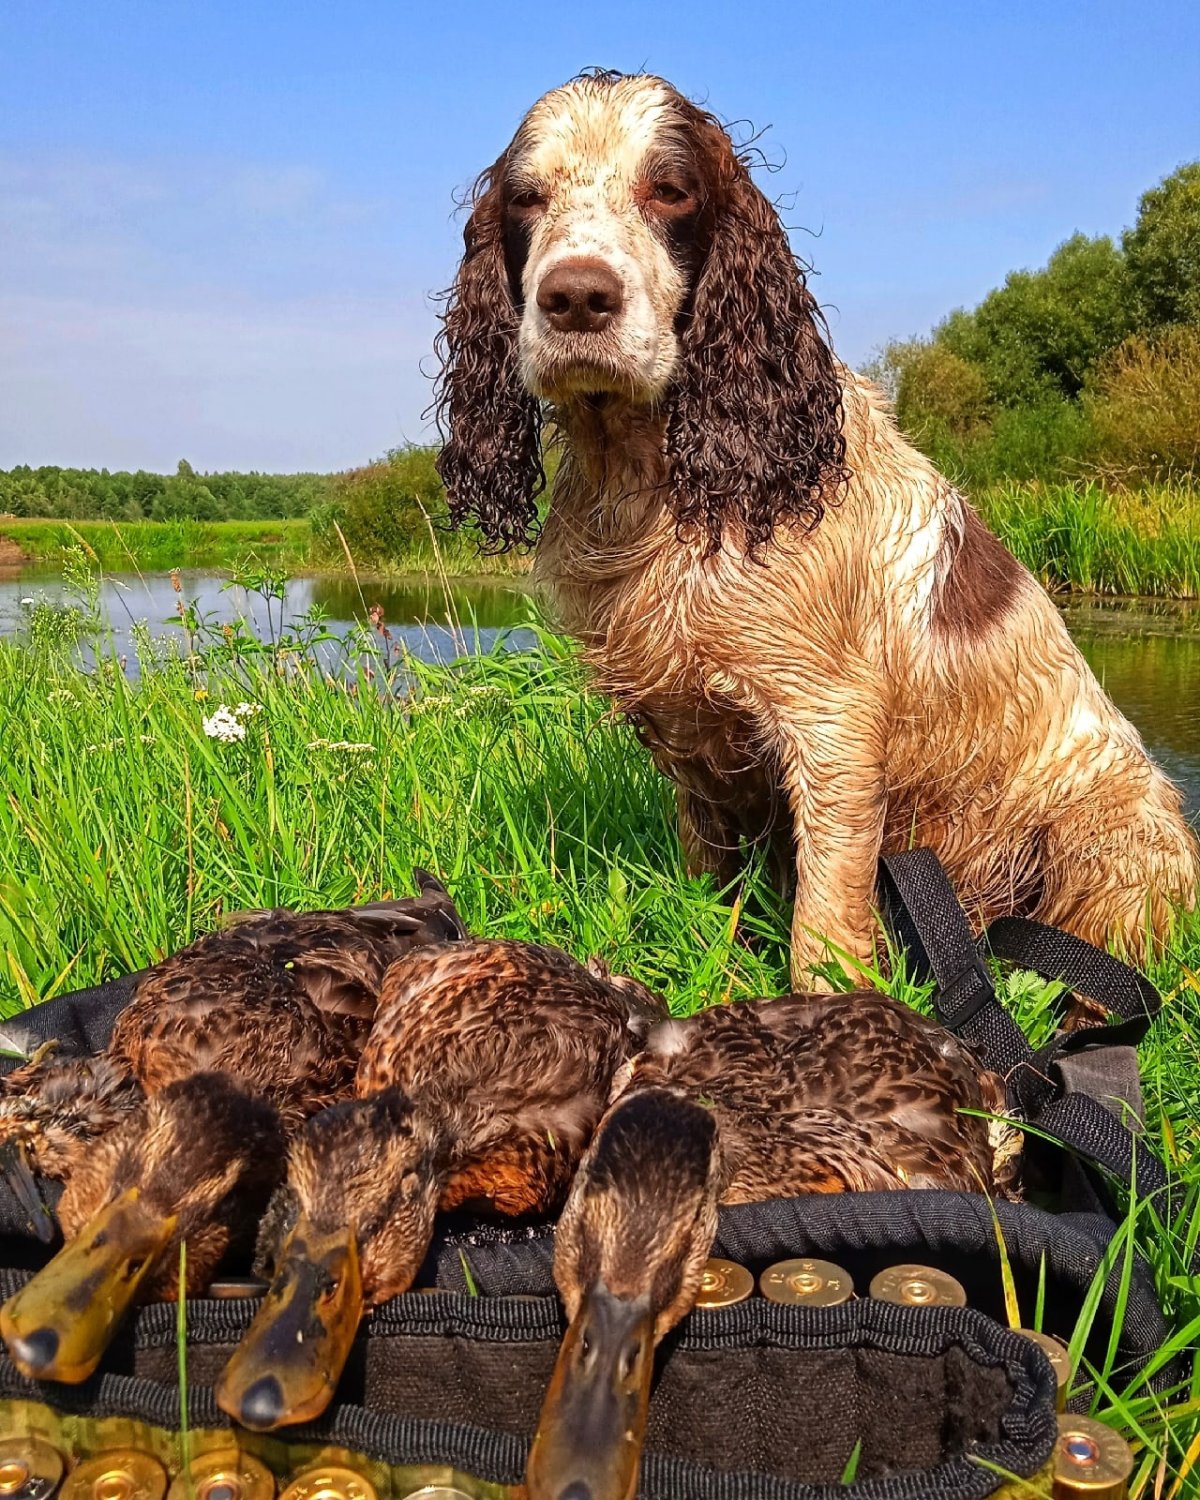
0 617 1197 1485
0 518 315 573
0 515 530 579
974 482 1200 598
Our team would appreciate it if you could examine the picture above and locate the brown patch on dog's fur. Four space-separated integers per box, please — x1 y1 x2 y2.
935 506 1026 638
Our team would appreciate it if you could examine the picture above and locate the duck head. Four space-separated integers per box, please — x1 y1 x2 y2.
0 1072 284 1383
216 1086 445 1431
0 1055 143 1238
526 1087 722 1500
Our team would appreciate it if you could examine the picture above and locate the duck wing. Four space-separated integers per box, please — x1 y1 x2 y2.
720 1106 990 1200
145 872 469 1046
361 941 634 1166
632 990 1002 1195
109 971 358 1131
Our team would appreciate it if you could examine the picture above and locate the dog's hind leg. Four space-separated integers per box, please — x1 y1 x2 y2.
675 784 748 888
1034 784 1199 970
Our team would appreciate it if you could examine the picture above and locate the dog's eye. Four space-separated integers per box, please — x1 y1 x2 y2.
510 188 548 212
650 181 691 207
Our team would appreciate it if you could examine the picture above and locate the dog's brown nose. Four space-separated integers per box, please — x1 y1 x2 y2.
536 259 623 333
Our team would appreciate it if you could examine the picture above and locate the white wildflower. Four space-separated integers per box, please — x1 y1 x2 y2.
235 701 262 717
203 705 247 743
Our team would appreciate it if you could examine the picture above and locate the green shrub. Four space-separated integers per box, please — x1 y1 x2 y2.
880 340 991 440
900 399 1096 489
0 463 331 522
313 447 447 566
937 233 1137 406
150 461 221 522
1086 325 1200 484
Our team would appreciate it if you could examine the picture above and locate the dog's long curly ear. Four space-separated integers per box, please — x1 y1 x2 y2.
667 121 848 555
434 154 544 550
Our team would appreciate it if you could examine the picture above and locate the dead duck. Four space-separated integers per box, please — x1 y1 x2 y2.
0 871 467 1215
525 989 1020 1500
216 939 667 1431
0 1072 285 1383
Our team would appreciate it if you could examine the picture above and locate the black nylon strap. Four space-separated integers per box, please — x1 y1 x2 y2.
983 916 1159 1039
877 852 1044 1089
1036 1091 1175 1205
877 849 1175 1212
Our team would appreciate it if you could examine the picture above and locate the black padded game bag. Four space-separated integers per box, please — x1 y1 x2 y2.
0 850 1176 1496
0 1281 1059 1499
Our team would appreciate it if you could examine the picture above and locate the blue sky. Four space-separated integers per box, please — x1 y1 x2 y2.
2 1 1198 473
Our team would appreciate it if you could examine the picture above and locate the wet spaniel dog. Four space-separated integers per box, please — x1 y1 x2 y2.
435 70 1198 982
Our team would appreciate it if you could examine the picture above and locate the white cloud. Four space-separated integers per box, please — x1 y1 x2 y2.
0 149 454 469
0 290 440 471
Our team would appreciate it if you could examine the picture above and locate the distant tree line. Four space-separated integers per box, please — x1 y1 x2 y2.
0 459 332 521
870 161 1200 485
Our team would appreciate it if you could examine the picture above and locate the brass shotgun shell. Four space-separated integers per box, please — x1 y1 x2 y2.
0 1438 65 1500
167 1452 274 1500
760 1258 854 1307
1053 1414 1134 1498
397 1491 474 1500
868 1264 967 1307
694 1259 754 1309
279 1468 377 1500
1018 1329 1072 1410
61 1452 168 1500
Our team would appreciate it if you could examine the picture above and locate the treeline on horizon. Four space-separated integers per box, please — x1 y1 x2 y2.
870 161 1200 487
0 459 332 522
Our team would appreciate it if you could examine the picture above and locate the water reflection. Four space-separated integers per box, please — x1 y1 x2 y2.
1061 600 1200 818
308 574 534 630
0 569 537 666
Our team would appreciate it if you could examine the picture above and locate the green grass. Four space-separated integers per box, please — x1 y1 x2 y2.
0 518 315 573
974 482 1200 599
0 516 530 579
0 595 1198 1489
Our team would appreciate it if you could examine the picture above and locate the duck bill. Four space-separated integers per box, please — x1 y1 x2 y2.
526 1283 656 1500
215 1218 363 1431
0 1139 54 1244
0 1187 175 1382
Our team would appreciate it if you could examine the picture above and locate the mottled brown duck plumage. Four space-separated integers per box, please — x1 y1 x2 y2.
622 988 1016 1198
526 990 1021 1500
1 1073 286 1384
0 871 468 1384
0 871 467 1188
217 938 667 1432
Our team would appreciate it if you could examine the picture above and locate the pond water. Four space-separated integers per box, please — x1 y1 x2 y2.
0 568 539 666
1061 599 1200 821
1 568 1197 820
